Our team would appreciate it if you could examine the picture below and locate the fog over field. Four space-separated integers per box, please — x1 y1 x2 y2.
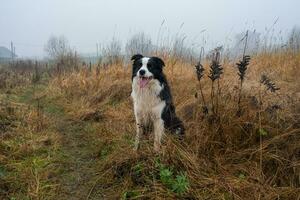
1 0 300 58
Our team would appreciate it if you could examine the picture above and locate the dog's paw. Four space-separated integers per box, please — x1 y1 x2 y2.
134 142 139 151
154 143 161 152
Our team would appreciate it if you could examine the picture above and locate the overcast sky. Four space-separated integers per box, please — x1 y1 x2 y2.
0 0 299 58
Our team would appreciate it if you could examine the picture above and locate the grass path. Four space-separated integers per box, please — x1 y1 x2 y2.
52 117 99 199
34 91 107 200
1 84 110 199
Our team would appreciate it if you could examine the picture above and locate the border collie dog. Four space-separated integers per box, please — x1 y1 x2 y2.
131 54 184 152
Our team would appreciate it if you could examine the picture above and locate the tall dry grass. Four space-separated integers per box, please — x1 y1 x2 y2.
42 50 300 199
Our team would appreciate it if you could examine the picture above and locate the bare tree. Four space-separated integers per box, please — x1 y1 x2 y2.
231 30 261 57
44 35 71 59
44 35 80 71
125 32 153 56
288 26 300 52
102 37 123 65
171 35 197 62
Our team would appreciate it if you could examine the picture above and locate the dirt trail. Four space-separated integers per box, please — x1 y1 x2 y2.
54 119 95 199
47 107 108 200
19 85 105 200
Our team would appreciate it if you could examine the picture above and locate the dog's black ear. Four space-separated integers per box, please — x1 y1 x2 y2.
152 57 165 67
131 54 143 61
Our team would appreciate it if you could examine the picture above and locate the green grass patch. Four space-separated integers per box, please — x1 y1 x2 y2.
0 165 8 178
122 190 140 200
83 122 97 134
155 158 189 195
43 101 65 116
17 84 46 103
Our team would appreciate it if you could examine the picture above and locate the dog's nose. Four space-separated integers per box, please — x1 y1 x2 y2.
139 70 145 76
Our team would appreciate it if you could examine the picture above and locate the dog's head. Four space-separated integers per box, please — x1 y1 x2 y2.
131 54 165 88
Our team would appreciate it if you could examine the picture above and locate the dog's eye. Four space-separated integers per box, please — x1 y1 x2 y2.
147 64 152 68
138 62 142 67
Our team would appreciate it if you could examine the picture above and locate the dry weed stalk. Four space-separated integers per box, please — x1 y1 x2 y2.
260 74 280 92
258 73 280 191
236 55 251 115
236 31 250 116
194 47 208 114
208 47 223 116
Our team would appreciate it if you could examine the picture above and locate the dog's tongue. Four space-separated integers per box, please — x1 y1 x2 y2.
139 78 149 88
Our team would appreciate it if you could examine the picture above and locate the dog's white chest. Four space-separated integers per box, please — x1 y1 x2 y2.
131 78 165 121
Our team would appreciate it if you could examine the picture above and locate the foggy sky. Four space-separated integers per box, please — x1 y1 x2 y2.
1 0 299 58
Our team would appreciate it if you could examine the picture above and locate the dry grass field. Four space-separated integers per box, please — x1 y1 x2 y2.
0 50 299 199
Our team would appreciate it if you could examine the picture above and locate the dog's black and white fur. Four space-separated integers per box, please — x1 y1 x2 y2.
131 54 184 151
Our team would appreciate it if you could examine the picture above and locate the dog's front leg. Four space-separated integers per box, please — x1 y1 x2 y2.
134 123 143 150
134 111 143 151
153 118 164 152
